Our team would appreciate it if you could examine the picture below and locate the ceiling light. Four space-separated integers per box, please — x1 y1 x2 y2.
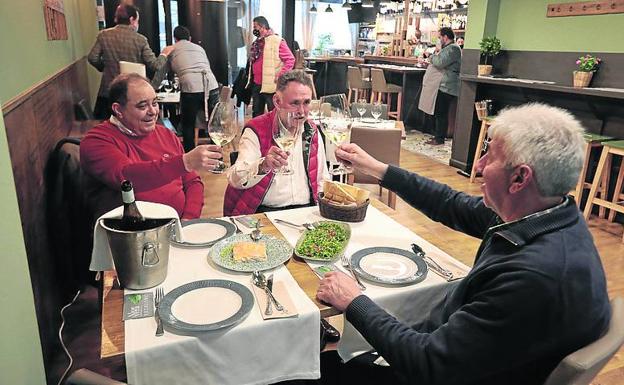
342 1 352 10
362 0 374 8
325 4 333 12
310 3 317 13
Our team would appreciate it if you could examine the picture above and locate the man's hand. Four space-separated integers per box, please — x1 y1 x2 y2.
335 143 388 180
161 45 175 57
260 146 289 173
316 271 362 312
182 144 223 172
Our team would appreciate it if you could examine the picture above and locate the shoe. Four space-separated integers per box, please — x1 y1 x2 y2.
425 138 444 146
321 319 341 343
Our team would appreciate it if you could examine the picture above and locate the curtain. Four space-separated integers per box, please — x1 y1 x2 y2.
299 0 316 52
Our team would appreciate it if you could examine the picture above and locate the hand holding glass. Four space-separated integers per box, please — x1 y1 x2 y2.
207 101 239 174
319 94 353 175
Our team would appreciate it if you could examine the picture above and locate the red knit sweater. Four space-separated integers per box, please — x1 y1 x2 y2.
80 121 204 219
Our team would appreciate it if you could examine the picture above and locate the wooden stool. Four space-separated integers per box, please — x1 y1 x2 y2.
570 133 614 208
583 140 624 242
469 117 493 183
304 69 317 99
370 68 402 121
347 66 371 104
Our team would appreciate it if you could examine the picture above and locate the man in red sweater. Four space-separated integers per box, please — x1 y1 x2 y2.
80 73 223 219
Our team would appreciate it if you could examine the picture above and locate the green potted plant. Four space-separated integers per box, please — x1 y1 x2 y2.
478 36 501 76
573 54 602 88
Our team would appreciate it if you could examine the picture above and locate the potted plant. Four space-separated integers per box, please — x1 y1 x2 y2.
573 54 602 88
478 36 501 76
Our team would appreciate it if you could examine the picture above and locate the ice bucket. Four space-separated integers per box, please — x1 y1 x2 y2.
100 218 176 289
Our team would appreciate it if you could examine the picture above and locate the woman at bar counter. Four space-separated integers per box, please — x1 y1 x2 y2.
417 27 461 146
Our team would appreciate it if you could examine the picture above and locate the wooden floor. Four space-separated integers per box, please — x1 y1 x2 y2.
201 146 624 385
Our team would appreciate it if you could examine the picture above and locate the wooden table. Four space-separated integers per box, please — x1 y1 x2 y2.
101 204 400 359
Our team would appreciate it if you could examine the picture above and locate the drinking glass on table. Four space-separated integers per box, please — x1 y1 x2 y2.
309 100 321 124
162 80 173 93
272 111 303 175
320 94 353 175
207 101 239 174
371 102 383 122
356 98 367 121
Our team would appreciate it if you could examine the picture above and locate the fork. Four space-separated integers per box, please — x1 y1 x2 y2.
341 255 366 291
229 217 242 234
155 287 164 337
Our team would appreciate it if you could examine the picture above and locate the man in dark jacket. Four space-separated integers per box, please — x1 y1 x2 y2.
317 103 611 385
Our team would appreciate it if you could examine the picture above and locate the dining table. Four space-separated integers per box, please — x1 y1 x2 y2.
99 199 470 385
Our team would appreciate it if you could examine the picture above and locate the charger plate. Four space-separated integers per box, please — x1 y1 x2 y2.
350 247 427 286
159 280 253 335
171 218 236 248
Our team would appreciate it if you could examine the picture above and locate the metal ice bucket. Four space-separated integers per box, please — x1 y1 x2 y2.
100 218 176 289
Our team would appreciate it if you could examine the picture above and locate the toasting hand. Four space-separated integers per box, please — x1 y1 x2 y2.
335 143 389 181
182 144 223 172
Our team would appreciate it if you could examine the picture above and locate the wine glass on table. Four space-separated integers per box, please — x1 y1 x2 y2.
309 100 321 123
319 94 353 176
207 101 239 174
272 111 302 175
162 80 173 93
356 98 367 121
371 102 383 122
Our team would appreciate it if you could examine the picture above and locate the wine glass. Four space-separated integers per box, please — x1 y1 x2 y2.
272 111 302 175
207 101 239 174
356 98 367 121
162 80 173 93
319 94 353 175
309 100 321 122
172 76 180 92
371 102 383 122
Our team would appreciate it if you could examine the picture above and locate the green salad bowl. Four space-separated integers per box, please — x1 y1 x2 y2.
293 221 351 262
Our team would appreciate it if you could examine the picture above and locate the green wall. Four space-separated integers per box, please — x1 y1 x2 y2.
0 108 46 385
0 0 100 104
465 0 624 53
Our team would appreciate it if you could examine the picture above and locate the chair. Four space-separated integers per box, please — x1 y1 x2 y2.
543 297 624 385
369 68 402 121
469 117 493 183
583 140 624 242
350 103 388 120
119 61 146 77
570 133 614 209
347 66 371 104
347 126 402 209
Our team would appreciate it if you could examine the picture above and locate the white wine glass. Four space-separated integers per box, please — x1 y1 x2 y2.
207 101 239 174
371 102 383 122
319 94 353 176
162 80 173 93
272 111 302 175
309 100 321 123
356 98 367 121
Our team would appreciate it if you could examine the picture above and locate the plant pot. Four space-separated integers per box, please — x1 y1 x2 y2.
573 71 593 88
478 65 493 76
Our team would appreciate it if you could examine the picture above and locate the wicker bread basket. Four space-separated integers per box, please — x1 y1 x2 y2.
318 192 370 222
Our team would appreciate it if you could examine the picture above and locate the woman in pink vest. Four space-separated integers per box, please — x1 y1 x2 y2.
224 70 330 216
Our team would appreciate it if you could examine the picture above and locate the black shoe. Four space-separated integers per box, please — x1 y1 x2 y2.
321 319 341 343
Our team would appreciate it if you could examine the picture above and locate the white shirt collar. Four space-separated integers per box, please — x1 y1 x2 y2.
109 115 138 137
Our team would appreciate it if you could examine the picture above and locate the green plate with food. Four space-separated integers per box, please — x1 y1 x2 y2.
209 233 293 272
294 221 351 262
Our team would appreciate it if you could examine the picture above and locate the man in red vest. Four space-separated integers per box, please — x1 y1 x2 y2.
224 70 330 216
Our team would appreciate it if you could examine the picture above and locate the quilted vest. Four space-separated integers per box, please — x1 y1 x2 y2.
260 35 282 94
223 109 320 216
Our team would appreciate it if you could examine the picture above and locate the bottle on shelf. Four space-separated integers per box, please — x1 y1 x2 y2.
120 180 145 229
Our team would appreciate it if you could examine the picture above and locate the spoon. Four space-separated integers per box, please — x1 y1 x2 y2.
251 271 284 312
250 220 262 242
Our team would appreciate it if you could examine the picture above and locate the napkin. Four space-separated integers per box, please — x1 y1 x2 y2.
251 280 299 320
429 254 470 282
90 201 183 272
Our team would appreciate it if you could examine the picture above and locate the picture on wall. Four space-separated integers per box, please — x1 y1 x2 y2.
44 0 68 40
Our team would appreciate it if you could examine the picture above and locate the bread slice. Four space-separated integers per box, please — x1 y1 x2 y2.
323 181 370 205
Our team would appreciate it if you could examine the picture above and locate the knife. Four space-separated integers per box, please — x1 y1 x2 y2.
411 243 454 281
266 274 286 312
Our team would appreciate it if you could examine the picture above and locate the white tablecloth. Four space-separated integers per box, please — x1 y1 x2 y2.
124 222 320 385
265 205 469 362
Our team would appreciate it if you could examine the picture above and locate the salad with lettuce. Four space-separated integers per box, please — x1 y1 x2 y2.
295 222 350 261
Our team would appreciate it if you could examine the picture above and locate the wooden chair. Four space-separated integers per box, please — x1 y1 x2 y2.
570 133 614 209
543 297 624 385
347 66 371 104
347 126 402 209
583 140 624 242
469 117 493 183
369 68 402 121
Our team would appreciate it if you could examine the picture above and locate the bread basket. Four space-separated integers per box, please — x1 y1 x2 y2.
318 192 370 222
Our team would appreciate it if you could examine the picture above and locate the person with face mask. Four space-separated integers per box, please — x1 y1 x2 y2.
247 16 295 117
417 27 461 146
88 4 174 119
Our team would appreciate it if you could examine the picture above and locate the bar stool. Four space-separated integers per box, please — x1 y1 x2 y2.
583 140 624 242
347 66 371 104
469 117 493 183
370 68 402 121
570 133 614 208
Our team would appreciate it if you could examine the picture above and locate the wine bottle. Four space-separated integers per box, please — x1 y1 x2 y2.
121 180 145 229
